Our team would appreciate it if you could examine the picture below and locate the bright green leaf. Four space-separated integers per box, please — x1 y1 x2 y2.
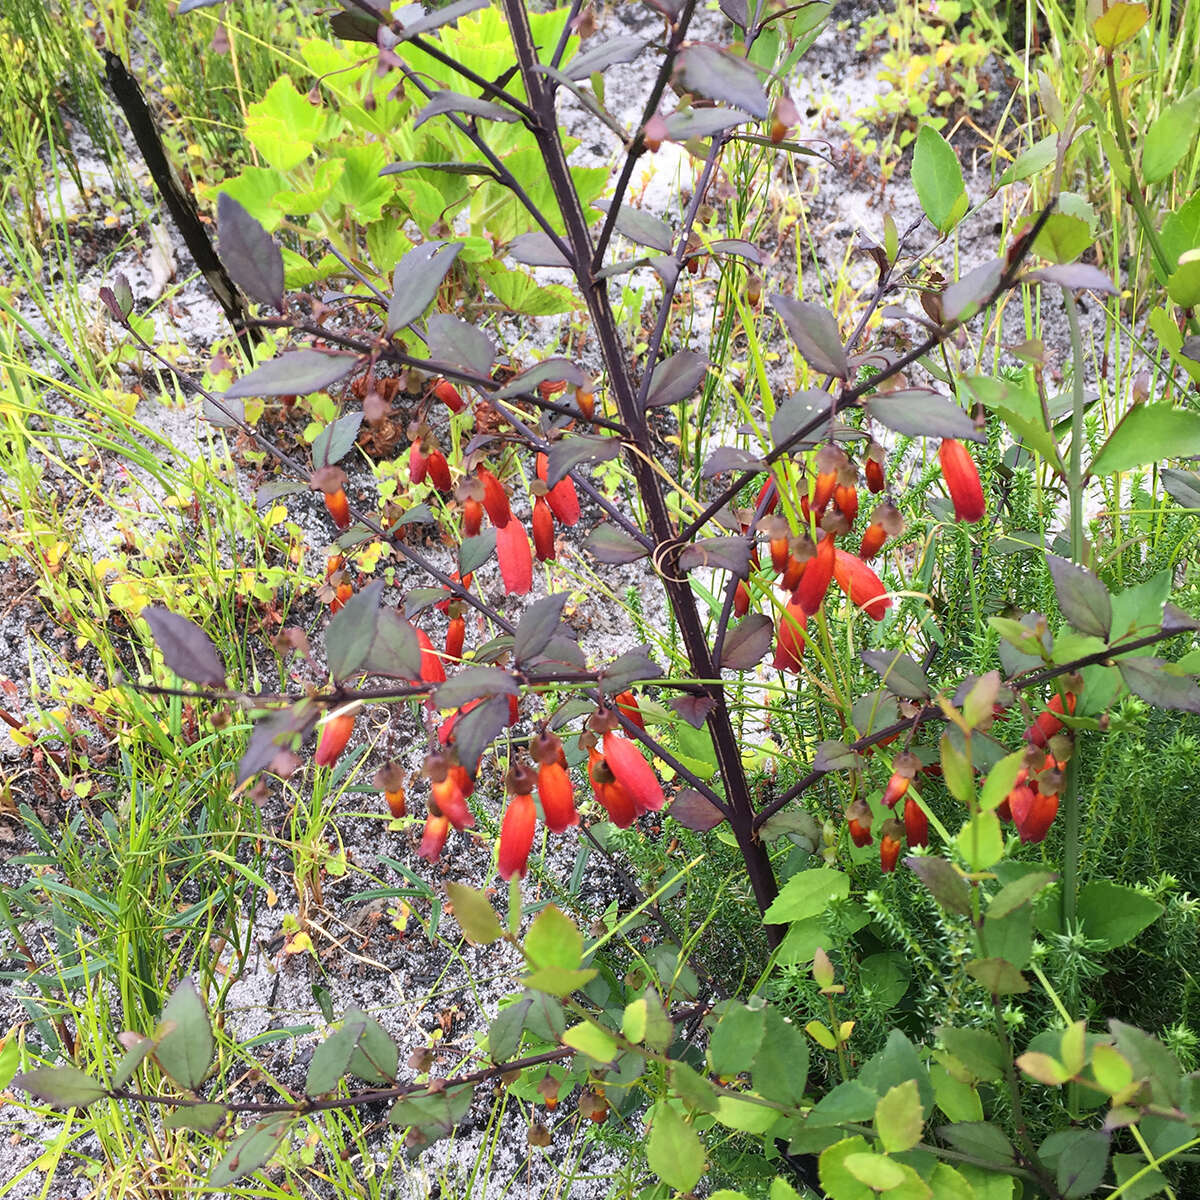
912 125 968 234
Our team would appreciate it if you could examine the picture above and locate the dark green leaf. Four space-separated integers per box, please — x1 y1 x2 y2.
488 998 531 1061
1090 404 1200 478
988 871 1057 920
546 434 620 487
1118 657 1200 714
965 957 1029 995
424 313 494 376
1077 881 1163 949
935 1027 1007 1082
599 646 662 693
326 581 385 682
1040 1128 1111 1198
752 1009 809 1105
14 1066 107 1108
585 524 648 564
387 242 463 335
708 1002 767 1076
365 609 422 681
460 530 496 577
164 1103 226 1132
312 412 362 468
906 856 972 916
674 44 768 118
937 1121 1016 1166
209 1117 293 1187
912 125 968 233
861 648 930 699
388 1084 473 1141
305 1021 367 1095
867 389 981 441
1047 555 1112 639
414 91 520 127
141 608 226 686
155 980 213 1091
218 193 283 310
451 693 510 771
769 295 848 379
343 1007 399 1084
515 594 568 663
434 666 518 710
226 350 356 399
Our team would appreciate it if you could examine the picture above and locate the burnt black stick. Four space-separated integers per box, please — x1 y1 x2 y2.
103 51 260 351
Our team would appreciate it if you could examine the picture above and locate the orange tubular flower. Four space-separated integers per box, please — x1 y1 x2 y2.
496 519 533 595
375 762 406 818
315 712 355 768
330 582 353 614
846 798 873 847
602 732 665 814
773 598 807 673
462 497 483 538
880 820 904 873
903 796 929 847
498 792 537 880
795 534 836 616
323 487 351 530
409 440 428 485
615 690 646 731
536 454 581 526
445 614 465 661
537 761 577 833
433 378 465 413
1011 783 1059 844
417 814 450 863
834 483 859 525
812 471 837 515
574 387 596 420
426 450 452 493
431 774 474 831
477 466 511 527
587 748 637 827
859 522 887 560
734 579 751 617
881 771 910 809
532 495 555 561
416 628 446 684
865 455 885 495
938 438 986 523
832 549 891 621
1026 692 1077 748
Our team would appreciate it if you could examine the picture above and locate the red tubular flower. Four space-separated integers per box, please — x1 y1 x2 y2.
324 488 351 530
773 599 807 672
1027 692 1077 748
846 798 873 848
794 534 836 615
903 796 929 847
433 378 465 413
498 792 537 880
755 476 779 515
315 712 355 768
477 466 511 527
409 440 428 485
812 470 837 515
496 519 533 595
860 522 887 561
835 483 859 525
881 771 910 808
865 456 885 494
880 821 904 873
416 628 446 684
832 549 891 621
445 614 465 661
1010 784 1058 844
602 732 665 814
938 438 986 523
532 495 555 561
431 774 474 831
418 814 450 863
734 579 751 617
781 553 806 593
426 450 452 493
330 582 353 614
537 761 578 833
615 691 646 731
587 748 638 827
462 497 483 538
536 454 581 526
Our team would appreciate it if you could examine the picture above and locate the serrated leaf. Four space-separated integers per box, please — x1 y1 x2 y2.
647 1100 706 1191
1077 880 1163 949
913 125 968 234
209 1117 293 1187
141 607 226 685
218 193 283 310
386 242 463 335
1118 656 1200 713
155 980 213 1091
763 867 849 923
965 957 1029 995
226 349 356 399
445 882 504 945
867 388 981 441
646 350 709 408
769 295 848 379
1046 555 1112 638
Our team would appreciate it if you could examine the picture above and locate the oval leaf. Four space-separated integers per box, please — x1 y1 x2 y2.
142 607 226 686
769 295 848 379
226 349 356 399
217 193 284 310
387 242 464 335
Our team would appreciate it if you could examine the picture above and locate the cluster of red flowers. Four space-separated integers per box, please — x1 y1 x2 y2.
846 749 928 874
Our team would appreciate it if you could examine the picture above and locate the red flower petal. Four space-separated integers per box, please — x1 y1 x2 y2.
794 534 836 616
496 519 533 595
938 438 986 523
536 454 581 526
772 599 807 672
418 815 450 863
832 549 891 620
323 488 351 530
537 762 577 833
315 713 355 767
614 691 645 731
532 495 555 561
498 792 537 880
416 628 445 683
903 796 929 847
602 732 664 814
477 466 511 527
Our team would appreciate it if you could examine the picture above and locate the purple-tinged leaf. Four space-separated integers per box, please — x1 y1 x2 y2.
593 199 673 253
646 350 708 409
564 35 646 79
674 45 769 119
648 255 680 286
813 740 864 772
434 666 519 710
472 634 516 666
312 412 363 468
209 1117 294 1189
1163 603 1200 632
460 531 496 577
720 614 773 670
105 272 134 320
941 258 1003 323
702 446 765 477
546 435 619 487
719 0 750 29
405 587 449 619
851 688 900 735
203 395 243 428
218 193 284 310
365 609 422 681
380 160 494 178
13 1066 107 1107
669 694 714 728
424 313 495 376
493 358 590 400
163 1104 226 1133
177 0 224 11
384 503 435 532
677 535 753 577
600 646 663 694
861 649 930 699
387 242 464 335
585 524 648 564
236 702 319 787
255 479 307 508
515 594 569 664
965 958 1029 995
769 295 848 379
452 693 511 774
662 106 753 141
1161 469 1200 509
305 1021 367 1096
414 91 521 129
670 789 726 831
699 239 763 264
141 607 226 685
225 350 356 399
1118 657 1200 713
906 857 973 916
1029 262 1118 294
1046 555 1112 639
396 0 489 38
771 388 829 449
326 581 385 682
867 389 981 442
525 635 587 676
507 232 570 268
329 8 384 43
